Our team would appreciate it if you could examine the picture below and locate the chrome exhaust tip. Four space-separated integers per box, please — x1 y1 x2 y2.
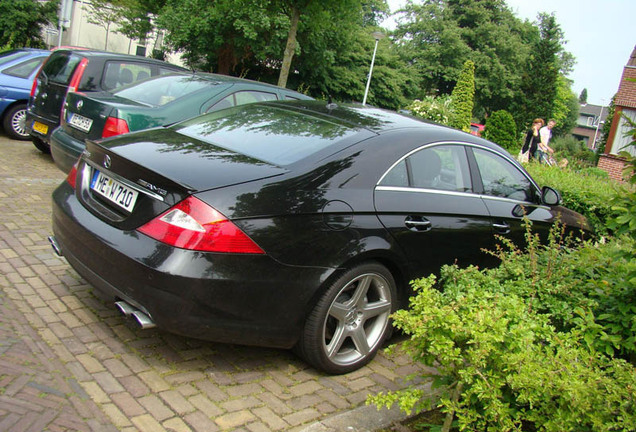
131 310 156 329
115 301 136 316
48 236 63 256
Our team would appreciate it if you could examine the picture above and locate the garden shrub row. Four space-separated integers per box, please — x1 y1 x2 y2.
525 162 621 236
370 230 636 431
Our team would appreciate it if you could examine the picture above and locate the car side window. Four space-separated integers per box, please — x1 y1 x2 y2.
208 91 278 112
103 62 154 91
234 91 277 105
472 148 534 201
379 145 471 192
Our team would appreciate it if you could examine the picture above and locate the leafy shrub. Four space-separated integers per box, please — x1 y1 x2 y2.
525 163 620 235
579 166 609 179
607 113 636 240
407 96 454 126
483 110 517 151
369 230 636 431
550 135 596 167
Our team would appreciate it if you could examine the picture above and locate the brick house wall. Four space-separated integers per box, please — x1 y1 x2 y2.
598 154 627 182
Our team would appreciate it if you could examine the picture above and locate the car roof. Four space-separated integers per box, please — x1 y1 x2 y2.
50 48 187 67
134 71 310 91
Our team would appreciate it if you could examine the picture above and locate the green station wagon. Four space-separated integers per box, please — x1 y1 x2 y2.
50 72 313 173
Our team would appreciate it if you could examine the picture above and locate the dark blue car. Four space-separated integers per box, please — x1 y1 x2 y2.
0 48 50 140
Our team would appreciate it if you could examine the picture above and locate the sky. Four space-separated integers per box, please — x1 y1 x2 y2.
383 0 636 107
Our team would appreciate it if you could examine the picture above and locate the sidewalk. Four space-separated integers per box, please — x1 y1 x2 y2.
0 135 425 431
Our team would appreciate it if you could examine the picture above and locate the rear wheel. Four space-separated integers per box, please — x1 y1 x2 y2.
31 135 50 153
3 103 29 140
298 262 397 374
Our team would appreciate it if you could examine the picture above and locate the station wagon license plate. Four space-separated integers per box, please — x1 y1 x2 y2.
68 113 93 132
32 121 48 135
91 169 138 212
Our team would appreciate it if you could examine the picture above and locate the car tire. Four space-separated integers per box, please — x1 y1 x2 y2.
3 103 29 140
297 262 397 374
31 135 50 153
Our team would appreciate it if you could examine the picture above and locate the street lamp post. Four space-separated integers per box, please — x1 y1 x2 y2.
362 31 385 106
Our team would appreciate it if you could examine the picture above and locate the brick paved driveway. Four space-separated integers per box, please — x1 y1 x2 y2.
0 134 424 431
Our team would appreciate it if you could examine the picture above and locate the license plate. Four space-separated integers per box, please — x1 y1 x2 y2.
32 121 48 135
68 113 93 132
91 169 138 212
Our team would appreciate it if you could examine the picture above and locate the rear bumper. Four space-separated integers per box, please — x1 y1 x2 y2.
51 182 332 349
51 127 83 173
25 111 58 143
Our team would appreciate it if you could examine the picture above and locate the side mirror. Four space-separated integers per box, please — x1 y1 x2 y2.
541 186 561 206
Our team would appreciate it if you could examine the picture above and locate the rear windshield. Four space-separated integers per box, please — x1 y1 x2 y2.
42 53 81 85
114 75 223 107
42 52 82 85
174 104 359 166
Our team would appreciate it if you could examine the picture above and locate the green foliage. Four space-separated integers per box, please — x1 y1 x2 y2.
550 135 595 166
551 75 579 137
579 88 588 104
393 0 534 118
449 60 475 132
607 112 636 239
483 110 517 151
369 229 636 431
0 0 59 48
517 13 569 129
525 163 620 235
407 96 454 126
597 96 616 152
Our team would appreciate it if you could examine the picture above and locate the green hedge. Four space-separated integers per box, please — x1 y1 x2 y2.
525 163 621 235
370 232 636 431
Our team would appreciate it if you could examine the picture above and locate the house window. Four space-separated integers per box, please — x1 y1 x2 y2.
587 116 595 126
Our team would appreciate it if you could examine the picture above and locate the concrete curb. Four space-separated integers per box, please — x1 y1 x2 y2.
299 382 432 432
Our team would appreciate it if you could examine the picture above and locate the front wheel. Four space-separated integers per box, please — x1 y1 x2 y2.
297 262 397 374
3 103 29 140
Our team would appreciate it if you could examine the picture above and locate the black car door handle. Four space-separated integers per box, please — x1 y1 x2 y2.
405 216 432 232
492 222 510 234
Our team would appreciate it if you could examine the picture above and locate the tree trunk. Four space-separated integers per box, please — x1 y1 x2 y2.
277 5 301 88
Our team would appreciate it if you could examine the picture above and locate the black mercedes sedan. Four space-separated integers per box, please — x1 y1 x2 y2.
50 100 590 374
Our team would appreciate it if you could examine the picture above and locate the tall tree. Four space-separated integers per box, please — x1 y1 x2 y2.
157 0 284 74
518 13 566 126
392 0 533 117
579 88 588 104
0 0 59 48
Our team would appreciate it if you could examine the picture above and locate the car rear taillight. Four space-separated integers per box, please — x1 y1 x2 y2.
30 77 39 97
102 117 130 138
68 58 88 93
66 161 78 189
138 197 265 254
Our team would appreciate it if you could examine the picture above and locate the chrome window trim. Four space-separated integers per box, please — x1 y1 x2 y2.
375 185 478 199
83 158 165 202
479 193 550 210
375 185 551 211
376 140 541 195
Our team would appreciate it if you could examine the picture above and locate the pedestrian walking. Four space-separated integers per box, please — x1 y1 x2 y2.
518 118 544 163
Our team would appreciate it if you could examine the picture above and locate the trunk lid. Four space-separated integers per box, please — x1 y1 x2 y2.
75 128 287 230
62 92 160 142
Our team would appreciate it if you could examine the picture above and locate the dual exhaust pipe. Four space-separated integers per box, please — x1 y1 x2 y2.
48 236 155 330
115 301 156 329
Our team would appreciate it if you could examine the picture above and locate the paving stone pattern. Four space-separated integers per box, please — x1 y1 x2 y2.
0 135 425 431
